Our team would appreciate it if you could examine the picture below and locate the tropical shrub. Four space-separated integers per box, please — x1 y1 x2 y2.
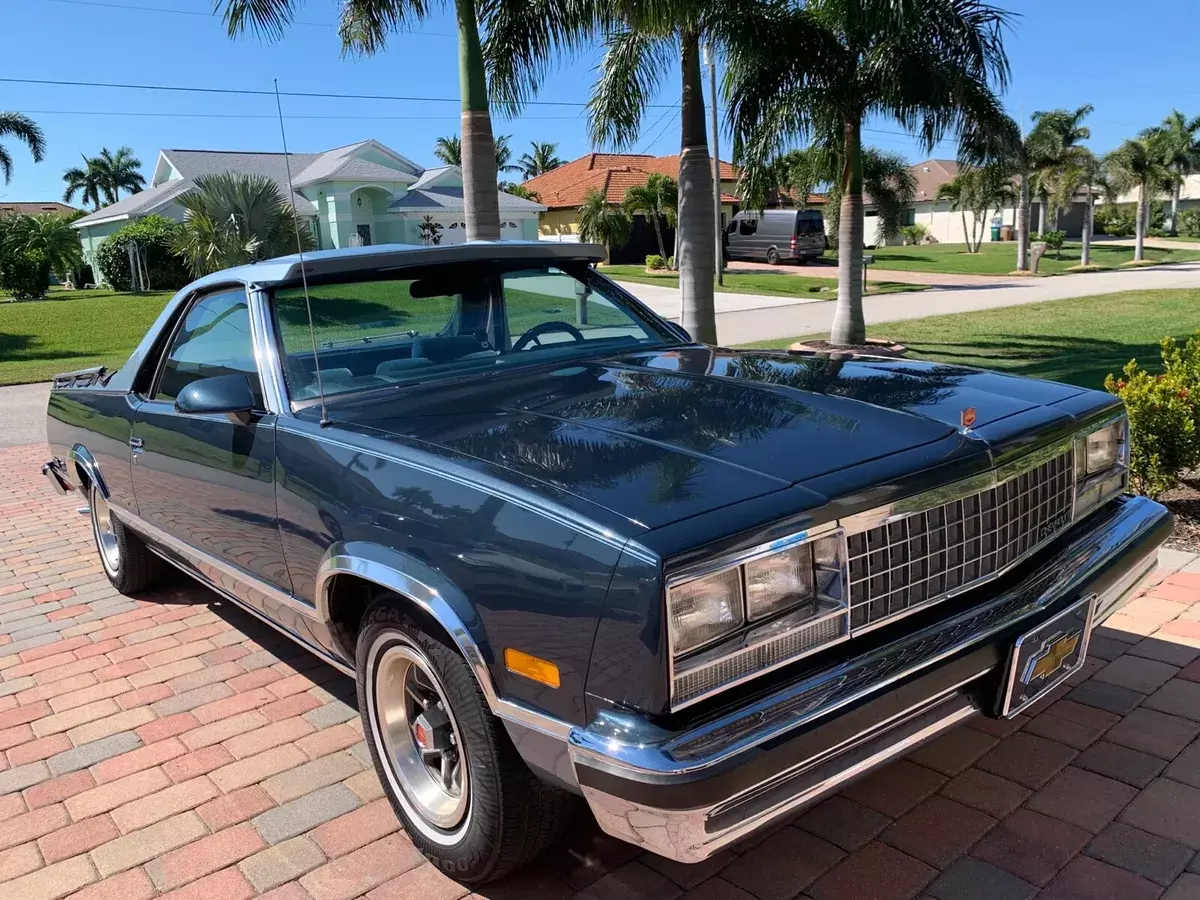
645 254 666 270
95 215 188 292
1041 230 1066 258
1106 334 1200 497
667 256 675 269
1093 204 1136 237
1180 209 1200 238
0 247 51 300
417 215 444 246
899 223 929 245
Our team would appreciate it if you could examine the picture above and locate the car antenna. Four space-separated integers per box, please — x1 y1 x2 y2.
274 78 330 427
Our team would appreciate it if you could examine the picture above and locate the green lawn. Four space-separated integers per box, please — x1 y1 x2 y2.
835 241 1200 275
0 290 175 386
601 265 927 296
744 289 1200 390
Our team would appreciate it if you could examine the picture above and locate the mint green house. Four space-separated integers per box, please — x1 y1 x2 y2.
73 139 546 284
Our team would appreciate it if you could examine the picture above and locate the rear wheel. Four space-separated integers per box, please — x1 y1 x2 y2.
766 247 780 265
89 483 164 594
357 601 568 883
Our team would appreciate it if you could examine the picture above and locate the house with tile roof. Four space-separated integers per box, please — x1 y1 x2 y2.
0 201 79 217
73 139 545 284
522 152 741 239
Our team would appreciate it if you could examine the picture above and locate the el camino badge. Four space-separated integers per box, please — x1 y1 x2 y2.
998 594 1095 717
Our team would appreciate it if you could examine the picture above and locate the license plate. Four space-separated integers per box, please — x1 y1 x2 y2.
999 595 1096 717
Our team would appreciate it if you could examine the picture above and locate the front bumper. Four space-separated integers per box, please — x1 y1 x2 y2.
569 494 1171 863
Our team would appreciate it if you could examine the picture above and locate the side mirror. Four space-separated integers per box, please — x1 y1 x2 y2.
666 322 693 343
175 374 257 417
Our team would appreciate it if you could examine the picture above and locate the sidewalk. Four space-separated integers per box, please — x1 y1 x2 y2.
2 440 1200 900
725 259 1023 288
619 261 1200 345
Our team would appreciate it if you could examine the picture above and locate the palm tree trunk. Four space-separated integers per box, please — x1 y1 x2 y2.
677 32 716 344
651 215 667 261
1135 183 1147 261
831 115 865 345
1016 172 1030 271
1081 192 1093 266
455 0 500 242
1037 190 1047 238
960 210 968 252
1171 178 1181 236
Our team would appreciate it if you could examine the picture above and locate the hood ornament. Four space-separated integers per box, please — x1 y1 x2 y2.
960 407 978 429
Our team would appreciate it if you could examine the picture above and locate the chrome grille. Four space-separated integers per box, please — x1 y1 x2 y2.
847 451 1075 630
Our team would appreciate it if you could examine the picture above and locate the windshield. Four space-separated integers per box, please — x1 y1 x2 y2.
271 262 677 403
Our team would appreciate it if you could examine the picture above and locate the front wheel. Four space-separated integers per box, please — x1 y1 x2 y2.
357 602 568 883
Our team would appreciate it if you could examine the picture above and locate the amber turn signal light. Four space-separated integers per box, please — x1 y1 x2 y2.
504 648 561 688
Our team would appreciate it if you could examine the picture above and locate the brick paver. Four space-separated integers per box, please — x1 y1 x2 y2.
2 439 1200 899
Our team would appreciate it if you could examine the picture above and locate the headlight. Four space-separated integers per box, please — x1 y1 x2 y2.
1074 417 1129 518
667 532 849 709
668 568 744 654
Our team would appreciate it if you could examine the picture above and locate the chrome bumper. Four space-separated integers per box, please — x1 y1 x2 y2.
42 458 74 496
568 494 1171 863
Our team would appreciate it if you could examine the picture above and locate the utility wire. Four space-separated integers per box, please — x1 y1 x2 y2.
13 108 587 121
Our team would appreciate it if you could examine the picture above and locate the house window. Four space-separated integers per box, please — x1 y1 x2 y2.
902 208 916 226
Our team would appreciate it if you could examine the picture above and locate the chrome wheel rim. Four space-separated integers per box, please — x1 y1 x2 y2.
374 643 469 832
91 490 120 576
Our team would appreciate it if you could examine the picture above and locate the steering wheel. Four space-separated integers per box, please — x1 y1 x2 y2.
511 321 587 352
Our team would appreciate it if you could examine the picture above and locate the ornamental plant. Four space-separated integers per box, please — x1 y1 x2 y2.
1106 334 1200 497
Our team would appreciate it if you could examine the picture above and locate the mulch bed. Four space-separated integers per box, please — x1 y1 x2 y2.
1160 479 1200 551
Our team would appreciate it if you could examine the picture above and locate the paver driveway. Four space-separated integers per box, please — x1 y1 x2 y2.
2 440 1200 900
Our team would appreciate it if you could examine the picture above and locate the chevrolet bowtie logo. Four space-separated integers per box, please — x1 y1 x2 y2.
1024 632 1080 683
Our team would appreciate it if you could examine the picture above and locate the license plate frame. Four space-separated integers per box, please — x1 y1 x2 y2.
999 594 1096 718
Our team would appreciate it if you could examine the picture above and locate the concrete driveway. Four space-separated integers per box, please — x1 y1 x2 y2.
0 383 51 449
2 440 1200 900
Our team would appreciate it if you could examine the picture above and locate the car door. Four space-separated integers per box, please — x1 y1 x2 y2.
131 286 292 596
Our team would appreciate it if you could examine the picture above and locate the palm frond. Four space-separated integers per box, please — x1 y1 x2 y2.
338 0 437 56
588 29 675 150
0 112 47 163
216 0 306 41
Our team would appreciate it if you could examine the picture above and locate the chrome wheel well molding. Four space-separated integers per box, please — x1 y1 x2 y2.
68 444 108 499
314 543 574 742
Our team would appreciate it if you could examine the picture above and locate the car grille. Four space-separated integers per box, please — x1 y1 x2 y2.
846 451 1075 630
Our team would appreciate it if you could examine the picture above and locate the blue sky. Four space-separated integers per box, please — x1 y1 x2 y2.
3 0 1198 204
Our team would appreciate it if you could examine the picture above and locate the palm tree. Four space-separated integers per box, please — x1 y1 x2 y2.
1027 105 1093 236
724 0 1018 345
0 213 83 277
173 172 315 277
62 155 107 211
518 141 566 180
0 112 46 184
577 186 632 258
623 172 678 262
487 3 740 344
1105 137 1172 262
95 147 145 202
433 135 462 167
1144 110 1200 236
1049 149 1112 267
935 164 1015 253
494 134 521 174
498 182 541 202
217 0 502 241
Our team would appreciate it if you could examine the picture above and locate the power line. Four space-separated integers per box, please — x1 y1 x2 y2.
14 108 586 122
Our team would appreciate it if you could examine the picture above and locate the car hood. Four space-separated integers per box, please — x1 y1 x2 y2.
326 347 1089 530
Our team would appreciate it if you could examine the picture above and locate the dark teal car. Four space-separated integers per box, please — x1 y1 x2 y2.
42 242 1171 883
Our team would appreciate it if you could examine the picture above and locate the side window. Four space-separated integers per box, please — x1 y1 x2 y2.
155 289 263 407
502 268 659 351
738 218 758 236
726 219 738 235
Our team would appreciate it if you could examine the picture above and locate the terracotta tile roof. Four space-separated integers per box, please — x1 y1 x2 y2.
0 201 79 216
524 153 739 209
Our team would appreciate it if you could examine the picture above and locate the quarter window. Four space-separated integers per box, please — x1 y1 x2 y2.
155 289 263 406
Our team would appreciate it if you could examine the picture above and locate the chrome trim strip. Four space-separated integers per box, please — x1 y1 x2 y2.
111 505 322 622
67 444 108 499
315 552 573 741
577 692 978 863
247 286 289 417
42 459 73 496
284 425 655 564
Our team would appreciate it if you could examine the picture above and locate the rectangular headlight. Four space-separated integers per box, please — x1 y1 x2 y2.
1074 417 1129 518
668 568 744 655
1082 422 1121 474
745 544 814 621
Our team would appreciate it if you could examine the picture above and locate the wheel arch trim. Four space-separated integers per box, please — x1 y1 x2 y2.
68 444 109 499
315 542 573 741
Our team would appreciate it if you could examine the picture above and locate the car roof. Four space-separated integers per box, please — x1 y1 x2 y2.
182 241 607 292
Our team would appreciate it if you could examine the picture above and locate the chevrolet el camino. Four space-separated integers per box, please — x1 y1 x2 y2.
41 242 1171 883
